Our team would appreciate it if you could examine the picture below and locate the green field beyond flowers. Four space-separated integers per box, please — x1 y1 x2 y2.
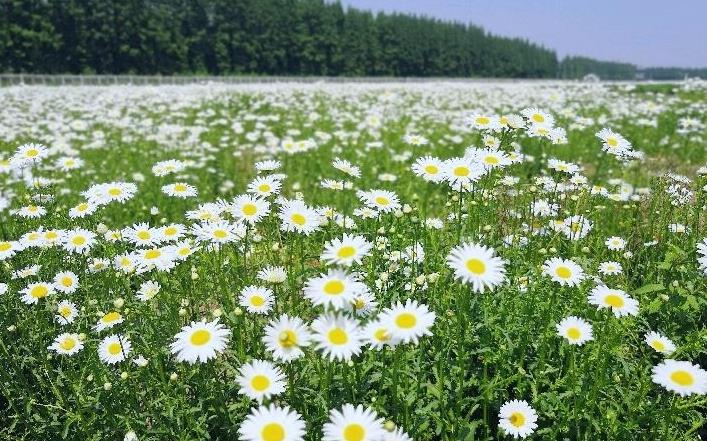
0 80 706 441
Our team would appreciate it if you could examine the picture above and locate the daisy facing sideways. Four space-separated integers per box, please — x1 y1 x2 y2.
20 282 54 305
498 399 538 439
652 360 707 396
48 333 84 356
321 234 373 267
588 286 639 317
303 269 369 310
645 331 676 355
170 318 230 363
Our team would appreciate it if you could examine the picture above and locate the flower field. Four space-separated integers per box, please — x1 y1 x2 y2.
0 80 706 440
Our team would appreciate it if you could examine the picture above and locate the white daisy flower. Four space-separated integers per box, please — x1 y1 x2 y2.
588 286 639 317
542 257 585 287
238 404 305 441
263 314 312 362
446 242 506 293
98 334 131 364
321 234 373 267
652 360 707 396
170 318 230 364
236 359 287 403
323 403 385 441
48 333 83 356
498 399 538 438
311 314 363 362
556 316 593 345
239 285 274 314
380 299 436 345
645 331 676 355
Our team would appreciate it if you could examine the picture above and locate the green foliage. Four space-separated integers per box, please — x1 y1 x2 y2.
0 83 706 440
0 0 562 77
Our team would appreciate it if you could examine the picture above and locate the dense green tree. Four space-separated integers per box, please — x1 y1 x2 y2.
0 0 697 79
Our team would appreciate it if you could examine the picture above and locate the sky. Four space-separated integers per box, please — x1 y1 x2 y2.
337 0 707 68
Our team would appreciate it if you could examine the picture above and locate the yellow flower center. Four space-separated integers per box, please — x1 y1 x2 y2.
46 231 58 240
337 246 356 258
108 342 122 355
375 196 390 206
59 306 72 317
484 156 499 165
108 188 122 196
145 249 161 259
278 330 297 348
26 149 39 157
0 242 11 252
466 258 486 275
343 423 365 441
476 116 490 125
555 266 571 279
250 374 270 392
259 184 271 192
604 294 624 308
509 411 526 428
424 165 439 174
61 277 73 287
137 231 151 240
374 328 390 342
323 280 345 295
532 114 545 123
164 226 177 236
102 312 121 323
190 329 212 346
250 295 265 307
60 338 76 351
670 370 694 386
71 236 86 246
453 166 469 177
567 327 581 340
31 285 49 298
291 213 306 226
650 340 665 352
328 328 348 345
243 203 257 216
261 423 285 441
395 312 417 329
174 183 187 192
607 137 618 147
77 203 89 211
213 229 228 239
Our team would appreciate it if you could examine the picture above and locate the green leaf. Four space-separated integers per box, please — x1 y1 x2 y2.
632 283 665 296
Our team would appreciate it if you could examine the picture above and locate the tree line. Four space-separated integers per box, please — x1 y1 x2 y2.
0 0 701 79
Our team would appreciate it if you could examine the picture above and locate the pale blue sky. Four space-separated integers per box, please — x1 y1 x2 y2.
337 0 707 68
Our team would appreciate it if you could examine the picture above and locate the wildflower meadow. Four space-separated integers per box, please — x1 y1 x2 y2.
0 80 706 440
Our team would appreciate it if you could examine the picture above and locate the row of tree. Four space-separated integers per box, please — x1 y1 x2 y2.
0 0 700 79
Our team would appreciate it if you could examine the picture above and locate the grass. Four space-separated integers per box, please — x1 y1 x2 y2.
0 81 705 441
